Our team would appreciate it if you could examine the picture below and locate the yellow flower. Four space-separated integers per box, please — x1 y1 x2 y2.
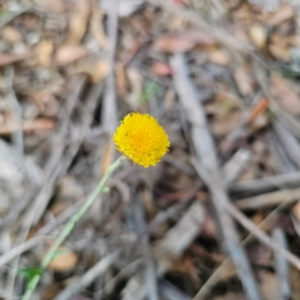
113 112 170 168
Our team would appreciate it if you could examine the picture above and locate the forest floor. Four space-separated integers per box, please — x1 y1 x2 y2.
1 0 300 299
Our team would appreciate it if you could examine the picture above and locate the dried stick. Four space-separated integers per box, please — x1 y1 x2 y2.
101 0 119 134
122 201 205 300
23 75 87 228
194 160 300 270
228 171 300 195
193 192 287 299
95 259 142 298
171 53 262 300
5 67 23 159
227 202 300 270
223 148 252 185
273 120 300 169
235 188 300 210
54 252 119 300
273 228 291 300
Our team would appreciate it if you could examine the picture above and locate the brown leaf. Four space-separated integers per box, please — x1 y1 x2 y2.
116 63 127 97
246 97 269 125
270 74 300 115
35 40 54 67
248 24 267 49
29 91 59 117
258 270 278 300
248 243 272 265
90 7 108 49
268 44 291 61
55 45 89 65
292 201 300 222
126 67 143 109
208 49 230 65
153 29 216 53
67 0 91 45
151 62 173 76
47 247 78 272
234 67 254 96
42 283 61 300
75 60 109 83
0 118 55 135
1 26 22 44
0 52 30 67
266 4 294 26
289 35 300 47
205 92 242 116
212 110 242 137
23 119 55 133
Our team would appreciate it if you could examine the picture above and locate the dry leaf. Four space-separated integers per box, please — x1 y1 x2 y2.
29 91 59 117
153 29 216 53
35 40 54 67
67 0 91 45
250 113 268 130
22 119 55 133
75 60 109 83
208 49 230 65
57 176 84 201
55 45 89 65
248 243 272 265
258 270 278 300
48 247 78 272
42 283 61 300
151 62 173 76
246 97 269 125
212 110 242 136
205 91 241 117
270 75 300 115
126 67 143 109
234 67 254 96
248 24 266 49
0 52 30 67
292 201 300 222
1 26 22 44
90 7 108 49
0 118 55 135
266 4 294 26
116 63 127 97
290 265 300 300
268 44 291 61
289 35 300 47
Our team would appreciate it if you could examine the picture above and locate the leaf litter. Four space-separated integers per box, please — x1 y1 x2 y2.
1 0 300 299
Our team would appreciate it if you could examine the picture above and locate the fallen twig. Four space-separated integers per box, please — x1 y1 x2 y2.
273 228 291 300
171 53 262 300
54 252 119 300
235 188 300 210
228 171 300 195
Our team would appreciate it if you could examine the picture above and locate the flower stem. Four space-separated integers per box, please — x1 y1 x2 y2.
22 156 126 300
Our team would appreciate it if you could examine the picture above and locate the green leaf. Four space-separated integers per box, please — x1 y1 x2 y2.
18 267 42 281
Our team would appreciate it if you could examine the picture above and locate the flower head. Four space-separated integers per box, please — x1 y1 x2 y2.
113 112 170 168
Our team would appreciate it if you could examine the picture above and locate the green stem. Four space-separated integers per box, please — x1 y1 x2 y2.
22 156 126 300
